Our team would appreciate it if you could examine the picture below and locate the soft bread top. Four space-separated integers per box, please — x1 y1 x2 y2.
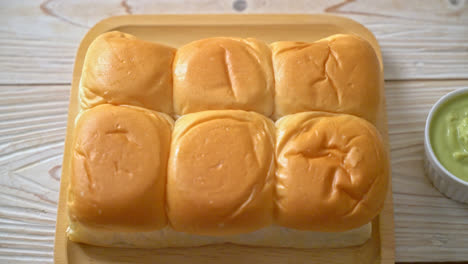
275 112 388 231
68 32 388 242
167 110 275 235
173 37 274 116
79 31 175 113
271 34 382 123
68 104 173 231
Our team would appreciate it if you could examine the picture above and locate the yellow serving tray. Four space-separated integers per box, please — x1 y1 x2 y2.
54 14 394 264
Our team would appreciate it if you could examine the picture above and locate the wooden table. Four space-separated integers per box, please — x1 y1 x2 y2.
0 1 467 263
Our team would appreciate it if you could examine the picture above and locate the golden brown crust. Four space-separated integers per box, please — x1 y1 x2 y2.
167 110 275 235
271 34 382 123
173 37 274 116
79 31 175 114
68 32 389 240
67 104 173 231
275 112 388 231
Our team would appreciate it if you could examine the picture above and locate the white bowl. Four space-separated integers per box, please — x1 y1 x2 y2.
424 87 468 204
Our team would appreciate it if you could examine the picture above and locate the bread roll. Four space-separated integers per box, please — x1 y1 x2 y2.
67 33 387 249
275 112 388 231
271 34 382 123
173 37 274 116
167 110 275 235
67 104 173 232
67 108 374 248
79 31 175 114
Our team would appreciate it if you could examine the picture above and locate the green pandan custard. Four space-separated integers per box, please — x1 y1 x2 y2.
430 93 468 181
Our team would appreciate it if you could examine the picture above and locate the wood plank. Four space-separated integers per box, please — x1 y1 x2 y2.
1 80 468 263
386 80 468 262
1 0 467 84
0 84 69 264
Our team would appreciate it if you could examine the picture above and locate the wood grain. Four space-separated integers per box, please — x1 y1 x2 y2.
1 0 467 84
1 0 468 263
387 80 468 262
0 85 69 263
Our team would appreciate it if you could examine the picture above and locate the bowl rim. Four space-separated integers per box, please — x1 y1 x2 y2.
425 87 468 187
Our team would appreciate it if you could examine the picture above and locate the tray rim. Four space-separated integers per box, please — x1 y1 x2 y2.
53 13 394 264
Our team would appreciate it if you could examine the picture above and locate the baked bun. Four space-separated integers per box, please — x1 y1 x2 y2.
275 112 388 231
67 104 173 231
271 34 382 123
79 31 176 114
173 37 274 116
167 110 275 235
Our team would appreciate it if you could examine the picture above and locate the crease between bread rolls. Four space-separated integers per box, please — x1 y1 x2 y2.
167 110 275 235
173 37 274 116
271 34 383 123
275 112 389 232
67 104 173 232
